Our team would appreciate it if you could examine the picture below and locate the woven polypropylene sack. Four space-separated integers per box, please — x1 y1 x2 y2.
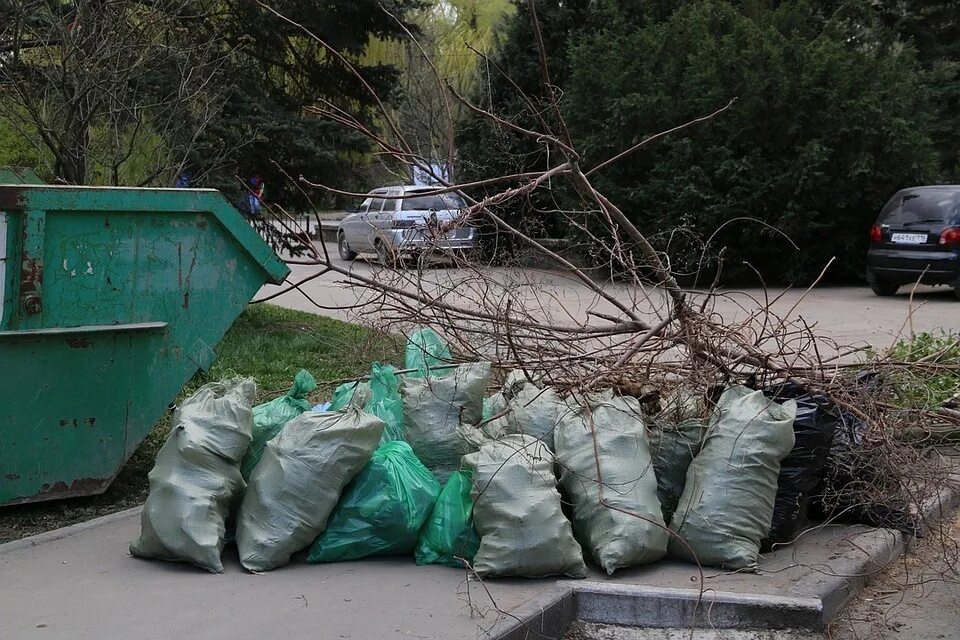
401 361 490 482
502 383 570 450
405 327 453 378
649 418 707 524
240 369 316 480
463 434 586 579
307 440 440 562
669 386 797 570
479 372 566 444
130 379 256 573
235 408 384 572
415 470 481 568
555 397 668 574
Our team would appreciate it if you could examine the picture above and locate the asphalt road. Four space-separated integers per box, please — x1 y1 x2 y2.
258 243 959 350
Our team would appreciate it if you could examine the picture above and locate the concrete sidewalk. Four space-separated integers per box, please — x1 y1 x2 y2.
1 499 947 640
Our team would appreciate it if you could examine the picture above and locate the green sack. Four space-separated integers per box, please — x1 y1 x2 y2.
555 396 669 574
329 380 371 411
415 470 480 568
130 379 255 573
649 418 707 525
669 386 797 570
463 434 587 579
240 369 316 480
236 409 384 572
366 362 404 442
405 327 453 378
308 440 440 562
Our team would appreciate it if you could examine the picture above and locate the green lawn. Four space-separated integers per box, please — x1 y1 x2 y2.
0 304 401 544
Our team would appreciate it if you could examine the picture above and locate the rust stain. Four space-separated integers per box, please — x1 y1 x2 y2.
38 477 110 497
5 473 20 481
20 253 43 315
177 243 183 287
66 337 92 349
182 291 190 309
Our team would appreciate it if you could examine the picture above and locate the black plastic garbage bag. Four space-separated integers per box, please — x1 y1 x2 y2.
768 376 919 539
761 382 838 548
810 407 919 536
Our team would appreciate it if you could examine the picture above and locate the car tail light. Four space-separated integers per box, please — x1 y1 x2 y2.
870 224 883 244
939 227 960 246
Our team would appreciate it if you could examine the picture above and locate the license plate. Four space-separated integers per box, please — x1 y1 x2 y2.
890 232 928 244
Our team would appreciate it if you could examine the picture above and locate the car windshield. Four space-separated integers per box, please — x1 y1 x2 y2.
402 193 465 211
878 189 960 226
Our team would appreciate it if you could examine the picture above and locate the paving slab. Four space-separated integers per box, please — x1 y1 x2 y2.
0 506 931 640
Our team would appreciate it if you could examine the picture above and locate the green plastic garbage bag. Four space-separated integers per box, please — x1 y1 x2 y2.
649 418 707 525
555 396 669 574
329 380 371 411
463 434 587 579
130 379 255 573
308 441 440 562
236 408 384 572
401 361 491 482
240 369 316 480
405 327 453 378
366 362 404 442
415 470 480 568
669 386 797 570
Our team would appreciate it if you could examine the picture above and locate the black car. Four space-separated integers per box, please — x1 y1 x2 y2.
866 186 960 298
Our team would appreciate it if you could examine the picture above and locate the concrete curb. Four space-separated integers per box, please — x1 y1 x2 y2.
490 481 960 638
814 479 959 621
0 505 142 555
575 584 823 631
490 585 576 640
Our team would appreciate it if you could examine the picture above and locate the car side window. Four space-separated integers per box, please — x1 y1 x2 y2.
368 197 386 213
382 192 400 214
360 198 372 213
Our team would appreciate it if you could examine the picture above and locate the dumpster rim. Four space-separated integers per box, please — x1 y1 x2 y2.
0 184 290 285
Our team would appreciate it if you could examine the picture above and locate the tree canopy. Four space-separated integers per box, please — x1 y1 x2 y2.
458 0 952 283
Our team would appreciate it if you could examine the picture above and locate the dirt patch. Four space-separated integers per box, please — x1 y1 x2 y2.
828 513 960 639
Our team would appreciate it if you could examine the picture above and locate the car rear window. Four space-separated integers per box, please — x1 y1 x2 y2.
402 193 465 211
878 189 960 226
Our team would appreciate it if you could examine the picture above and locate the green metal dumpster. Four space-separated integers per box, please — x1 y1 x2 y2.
0 185 290 506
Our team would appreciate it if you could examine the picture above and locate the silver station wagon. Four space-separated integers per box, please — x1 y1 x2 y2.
337 185 476 261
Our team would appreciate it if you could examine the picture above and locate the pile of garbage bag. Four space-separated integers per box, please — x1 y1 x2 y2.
132 328 904 576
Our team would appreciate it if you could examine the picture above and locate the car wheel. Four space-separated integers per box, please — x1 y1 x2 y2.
375 239 395 266
337 232 357 261
870 280 899 297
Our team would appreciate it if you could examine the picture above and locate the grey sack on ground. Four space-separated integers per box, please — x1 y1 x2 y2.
669 386 797 570
130 379 256 573
649 418 707 524
463 434 586 579
235 408 384 572
555 396 669 574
